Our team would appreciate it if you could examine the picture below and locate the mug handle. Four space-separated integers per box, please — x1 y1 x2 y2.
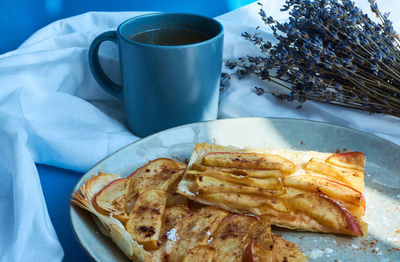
88 31 122 99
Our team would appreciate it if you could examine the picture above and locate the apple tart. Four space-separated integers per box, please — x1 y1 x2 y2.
177 143 367 237
72 158 306 262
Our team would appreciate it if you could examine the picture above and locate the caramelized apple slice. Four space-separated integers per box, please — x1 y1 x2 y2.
240 215 275 262
326 152 365 171
187 170 282 190
92 178 130 223
167 207 229 262
126 158 186 211
243 241 272 262
187 199 208 213
195 175 285 197
246 216 273 249
341 201 365 222
83 172 120 200
203 152 295 174
125 189 167 250
181 246 215 262
166 192 189 206
287 193 363 236
159 205 190 244
268 235 306 262
202 192 289 213
306 158 364 191
284 174 365 208
191 163 283 178
210 214 258 262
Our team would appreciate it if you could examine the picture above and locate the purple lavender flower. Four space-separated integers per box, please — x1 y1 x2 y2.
227 0 400 116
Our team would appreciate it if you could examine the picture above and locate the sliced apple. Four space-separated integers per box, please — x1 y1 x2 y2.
181 245 215 262
187 200 208 213
246 216 273 250
187 170 282 190
245 235 306 262
126 158 186 211
306 158 364 191
166 192 189 207
191 163 283 178
243 240 272 262
159 205 190 244
287 193 363 236
203 152 295 174
201 192 268 208
341 201 365 222
92 178 130 223
326 151 366 171
167 207 229 262
284 174 365 208
194 175 285 197
271 234 307 262
125 189 167 250
84 172 120 200
201 192 289 213
210 214 258 262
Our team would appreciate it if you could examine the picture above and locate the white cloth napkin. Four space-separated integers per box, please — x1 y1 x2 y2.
0 1 399 261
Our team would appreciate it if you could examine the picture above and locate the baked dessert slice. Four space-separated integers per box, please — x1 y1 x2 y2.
177 143 367 236
72 157 306 262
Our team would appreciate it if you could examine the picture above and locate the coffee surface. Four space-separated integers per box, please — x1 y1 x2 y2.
129 28 212 46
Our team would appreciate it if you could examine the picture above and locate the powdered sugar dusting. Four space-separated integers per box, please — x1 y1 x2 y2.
166 228 178 242
208 236 213 244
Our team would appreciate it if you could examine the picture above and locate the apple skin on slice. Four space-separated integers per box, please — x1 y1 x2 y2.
341 201 365 222
92 178 130 223
83 172 120 200
244 235 307 262
209 214 258 262
305 158 364 192
242 215 274 262
287 193 363 236
243 241 272 262
246 216 273 249
326 151 365 171
284 173 365 209
125 189 168 251
181 245 215 262
203 152 295 174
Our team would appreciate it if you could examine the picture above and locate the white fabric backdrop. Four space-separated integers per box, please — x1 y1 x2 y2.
0 1 399 261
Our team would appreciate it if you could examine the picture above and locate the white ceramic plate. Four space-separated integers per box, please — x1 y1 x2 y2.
70 117 400 261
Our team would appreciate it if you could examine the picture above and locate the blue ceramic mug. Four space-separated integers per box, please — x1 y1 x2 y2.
88 13 224 137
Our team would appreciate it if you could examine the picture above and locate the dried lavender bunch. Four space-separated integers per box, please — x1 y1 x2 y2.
231 0 400 116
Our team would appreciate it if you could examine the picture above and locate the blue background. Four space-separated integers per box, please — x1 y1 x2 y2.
1 0 254 54
1 0 255 260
